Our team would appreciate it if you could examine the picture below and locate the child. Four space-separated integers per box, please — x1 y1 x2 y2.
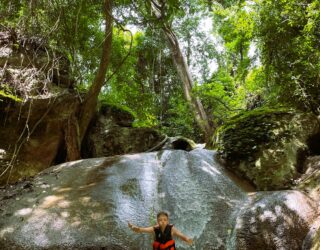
128 211 193 249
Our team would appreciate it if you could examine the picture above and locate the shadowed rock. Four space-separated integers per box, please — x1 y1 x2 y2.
83 104 166 157
0 30 79 185
296 156 320 201
0 93 80 185
232 191 318 250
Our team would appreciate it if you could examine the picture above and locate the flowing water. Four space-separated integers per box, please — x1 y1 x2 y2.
0 149 251 249
97 149 249 249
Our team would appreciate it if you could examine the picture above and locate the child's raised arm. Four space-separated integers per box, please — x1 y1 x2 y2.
128 222 154 234
172 226 193 245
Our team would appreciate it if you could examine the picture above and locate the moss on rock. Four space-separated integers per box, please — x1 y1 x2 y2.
83 104 165 157
212 108 320 190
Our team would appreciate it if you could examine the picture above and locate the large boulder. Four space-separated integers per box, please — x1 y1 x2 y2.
0 150 318 249
0 149 248 249
83 103 166 157
0 30 79 185
295 156 320 201
212 109 320 190
0 93 80 185
302 217 320 250
294 156 320 250
98 104 135 127
233 190 318 250
0 30 73 90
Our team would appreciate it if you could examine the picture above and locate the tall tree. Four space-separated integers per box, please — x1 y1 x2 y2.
78 0 113 143
149 0 214 140
255 0 320 113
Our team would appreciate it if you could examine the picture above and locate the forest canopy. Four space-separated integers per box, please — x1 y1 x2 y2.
1 0 319 141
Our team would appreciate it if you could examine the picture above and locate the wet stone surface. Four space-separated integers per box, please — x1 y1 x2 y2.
0 149 317 249
0 150 248 249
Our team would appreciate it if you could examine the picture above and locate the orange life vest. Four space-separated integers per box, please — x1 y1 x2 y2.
153 224 175 250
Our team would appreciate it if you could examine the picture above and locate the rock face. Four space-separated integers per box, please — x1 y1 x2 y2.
0 30 166 185
83 103 166 157
0 30 80 185
295 156 320 250
296 156 320 201
0 149 318 249
0 149 248 250
232 191 318 250
212 109 320 190
0 30 73 91
0 93 80 185
303 218 320 250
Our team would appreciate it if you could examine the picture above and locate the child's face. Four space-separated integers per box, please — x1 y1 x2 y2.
157 215 169 228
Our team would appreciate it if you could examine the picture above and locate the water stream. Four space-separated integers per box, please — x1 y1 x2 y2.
102 149 250 249
0 148 253 249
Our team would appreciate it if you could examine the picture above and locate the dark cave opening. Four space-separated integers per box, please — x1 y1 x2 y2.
307 133 320 155
172 138 193 151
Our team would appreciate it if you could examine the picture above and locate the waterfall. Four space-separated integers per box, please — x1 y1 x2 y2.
0 149 250 249
89 149 249 249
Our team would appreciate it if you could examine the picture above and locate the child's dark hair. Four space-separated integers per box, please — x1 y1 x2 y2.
157 211 169 219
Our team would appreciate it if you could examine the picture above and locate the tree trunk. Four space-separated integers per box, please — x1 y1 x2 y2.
64 113 80 161
162 24 214 140
149 1 214 140
78 0 113 143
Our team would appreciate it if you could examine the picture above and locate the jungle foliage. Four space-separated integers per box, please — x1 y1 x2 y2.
0 0 319 141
